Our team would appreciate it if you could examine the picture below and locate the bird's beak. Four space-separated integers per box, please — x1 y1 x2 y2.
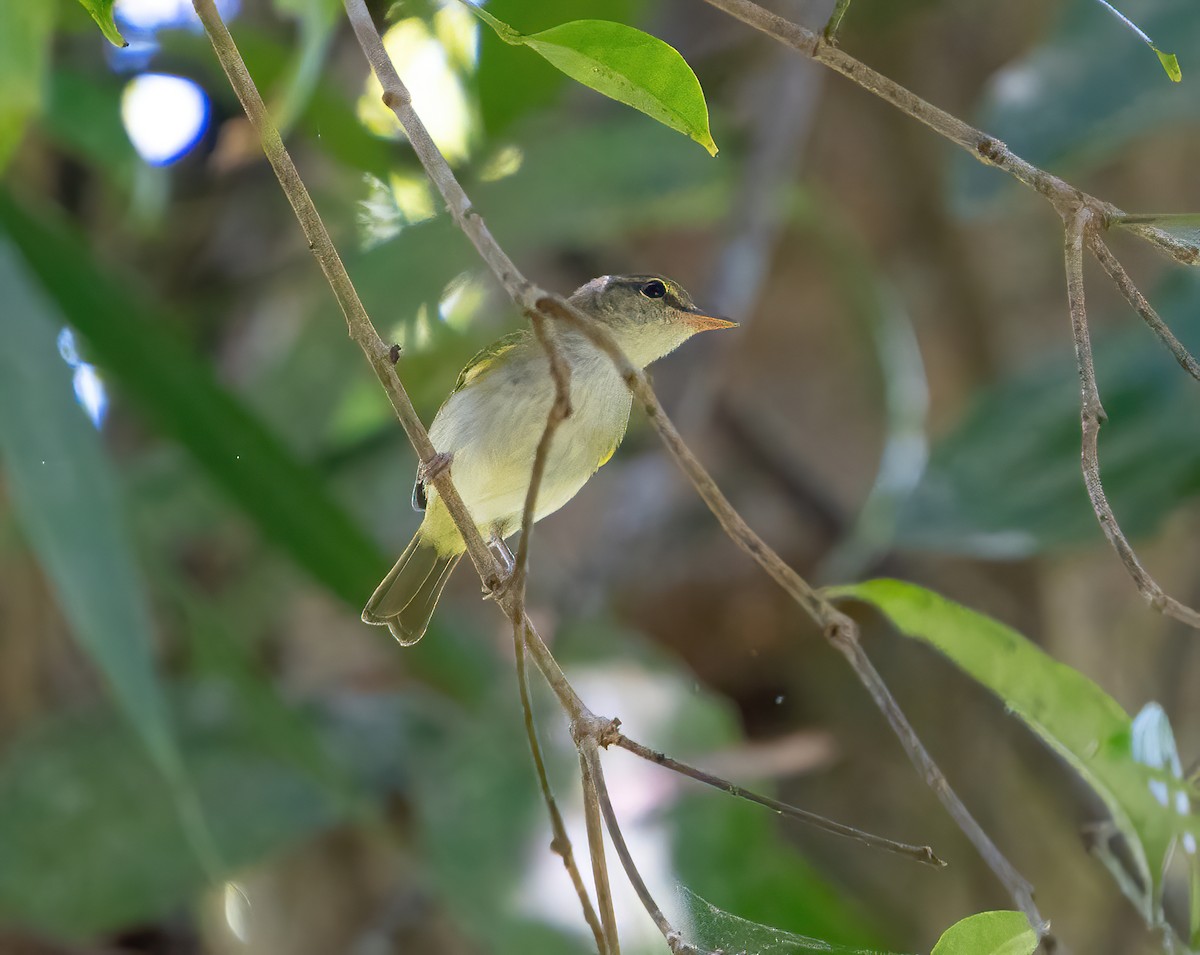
684 309 738 332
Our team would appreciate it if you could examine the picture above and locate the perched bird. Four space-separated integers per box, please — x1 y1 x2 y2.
362 274 735 644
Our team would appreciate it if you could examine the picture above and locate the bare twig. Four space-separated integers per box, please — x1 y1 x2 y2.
1064 213 1200 630
1088 235 1200 382
581 747 621 955
582 741 684 952
613 734 944 867
512 624 605 950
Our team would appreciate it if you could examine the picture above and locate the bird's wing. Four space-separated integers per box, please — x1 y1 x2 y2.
412 328 532 512
452 328 530 394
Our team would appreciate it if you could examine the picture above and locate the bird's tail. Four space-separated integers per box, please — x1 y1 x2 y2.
362 529 462 646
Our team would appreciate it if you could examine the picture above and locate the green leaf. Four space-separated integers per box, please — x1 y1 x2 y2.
954 0 1199 209
74 0 127 47
472 0 637 137
0 191 388 607
0 237 182 794
829 579 1198 905
1155 47 1182 82
463 5 717 156
894 272 1200 556
0 1 55 173
930 911 1038 955
1089 0 1181 82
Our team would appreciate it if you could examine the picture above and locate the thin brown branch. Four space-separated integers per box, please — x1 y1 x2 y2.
511 313 573 605
582 742 684 953
697 0 1200 268
581 747 621 955
613 734 944 867
1064 213 1200 630
513 626 605 951
1088 235 1200 382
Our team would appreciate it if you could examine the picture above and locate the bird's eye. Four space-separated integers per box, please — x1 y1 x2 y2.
640 279 667 299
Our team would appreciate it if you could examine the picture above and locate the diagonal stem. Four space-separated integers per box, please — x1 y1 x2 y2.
1088 234 1200 383
613 734 944 867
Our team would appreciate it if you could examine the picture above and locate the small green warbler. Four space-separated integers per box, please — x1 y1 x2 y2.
362 274 735 644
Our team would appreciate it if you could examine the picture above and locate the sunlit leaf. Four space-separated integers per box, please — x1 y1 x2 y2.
0 1 55 174
829 579 1199 905
74 0 126 47
930 911 1038 955
462 4 717 155
0 191 388 607
1089 0 1181 82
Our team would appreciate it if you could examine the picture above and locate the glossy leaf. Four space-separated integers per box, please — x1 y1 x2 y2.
472 0 637 137
74 0 126 47
955 0 1200 208
464 5 717 155
0 192 388 607
930 911 1038 955
0 2 55 173
830 579 1199 905
894 272 1200 555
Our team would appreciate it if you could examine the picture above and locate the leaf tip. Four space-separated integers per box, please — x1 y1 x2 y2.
1154 48 1182 82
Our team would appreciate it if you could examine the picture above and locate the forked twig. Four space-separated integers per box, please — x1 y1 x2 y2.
1064 214 1200 630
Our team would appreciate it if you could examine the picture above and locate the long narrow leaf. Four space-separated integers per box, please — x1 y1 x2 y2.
0 192 387 607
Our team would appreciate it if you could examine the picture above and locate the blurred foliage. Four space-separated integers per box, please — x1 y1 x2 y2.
954 0 1200 209
896 272 1200 556
2 0 1200 953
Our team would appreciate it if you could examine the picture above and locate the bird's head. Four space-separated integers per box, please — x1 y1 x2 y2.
569 274 736 368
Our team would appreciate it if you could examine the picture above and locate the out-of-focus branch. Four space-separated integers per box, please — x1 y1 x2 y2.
1065 214 1200 630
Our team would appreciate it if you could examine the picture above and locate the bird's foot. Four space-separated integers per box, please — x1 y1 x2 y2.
418 451 453 483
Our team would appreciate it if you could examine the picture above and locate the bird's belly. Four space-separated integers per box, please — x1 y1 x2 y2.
427 359 630 536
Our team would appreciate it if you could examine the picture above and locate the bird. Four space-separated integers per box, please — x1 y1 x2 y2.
361 274 735 645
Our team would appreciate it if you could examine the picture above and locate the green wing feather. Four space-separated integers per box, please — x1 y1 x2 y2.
452 329 529 393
